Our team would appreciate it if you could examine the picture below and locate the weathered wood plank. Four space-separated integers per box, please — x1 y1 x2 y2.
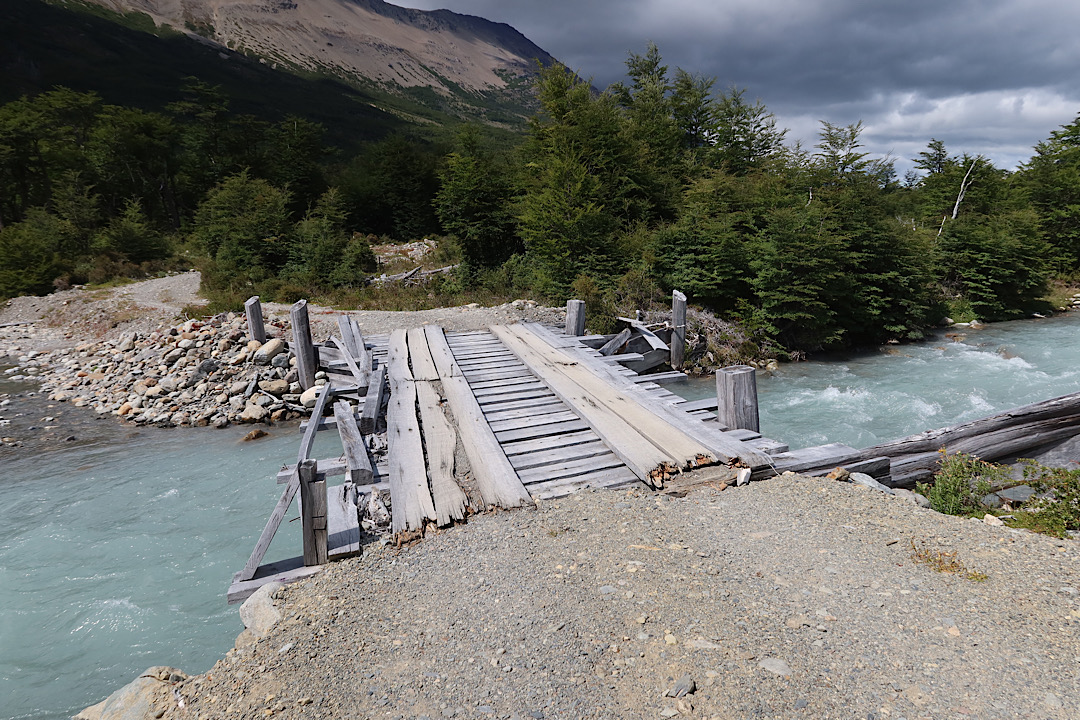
566 299 586 336
328 336 370 390
517 452 624 483
483 399 565 422
494 418 592 444
334 400 373 484
632 371 687 385
470 376 545 392
360 364 388 435
325 483 361 558
508 439 612 471
386 333 437 533
500 429 599 457
426 326 532 509
227 562 323 604
487 410 581 433
598 328 632 356
299 460 328 566
415 382 468 526
290 299 317 390
673 397 719 413
526 466 642 500
245 296 266 343
407 327 440 381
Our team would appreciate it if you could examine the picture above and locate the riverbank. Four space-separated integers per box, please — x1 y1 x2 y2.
84 474 1079 720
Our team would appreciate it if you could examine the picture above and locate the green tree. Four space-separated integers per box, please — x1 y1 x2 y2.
1022 114 1080 269
710 88 787 176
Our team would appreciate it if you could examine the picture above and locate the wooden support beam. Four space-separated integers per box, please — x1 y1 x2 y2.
426 327 533 508
328 336 369 391
671 290 686 370
245 296 266 344
598 328 632 356
566 299 586 336
237 383 332 581
360 364 388 435
334 400 373 484
291 299 317 390
716 365 759 433
298 459 328 566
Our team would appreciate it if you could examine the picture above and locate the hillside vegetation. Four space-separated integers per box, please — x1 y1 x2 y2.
2 4 1079 358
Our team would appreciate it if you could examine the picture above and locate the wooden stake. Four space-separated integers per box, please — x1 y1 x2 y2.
299 459 328 566
291 299 317 390
566 299 586 336
245 296 266 344
671 290 686 370
716 365 759 433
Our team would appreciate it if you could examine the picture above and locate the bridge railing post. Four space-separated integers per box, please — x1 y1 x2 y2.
671 290 686 369
716 364 759 432
565 299 586 336
245 295 266 344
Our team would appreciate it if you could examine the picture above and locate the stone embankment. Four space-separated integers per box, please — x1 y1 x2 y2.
2 312 318 432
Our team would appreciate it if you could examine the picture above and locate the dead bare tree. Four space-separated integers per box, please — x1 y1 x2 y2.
938 156 981 237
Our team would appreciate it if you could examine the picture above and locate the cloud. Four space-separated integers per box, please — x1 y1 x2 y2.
397 0 1080 172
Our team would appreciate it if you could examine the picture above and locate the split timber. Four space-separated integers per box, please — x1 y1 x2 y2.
228 320 850 603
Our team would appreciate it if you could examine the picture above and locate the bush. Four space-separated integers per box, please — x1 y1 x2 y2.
916 449 1008 515
1013 461 1080 538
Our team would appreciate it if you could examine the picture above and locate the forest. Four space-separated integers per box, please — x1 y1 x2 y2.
2 44 1079 357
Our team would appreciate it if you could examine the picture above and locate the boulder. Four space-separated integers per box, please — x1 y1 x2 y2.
240 403 269 423
850 472 894 495
239 581 284 638
74 666 187 720
997 485 1035 504
253 338 285 365
259 379 289 396
299 386 320 408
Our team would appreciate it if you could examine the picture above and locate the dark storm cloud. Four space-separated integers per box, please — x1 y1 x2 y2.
399 0 1080 170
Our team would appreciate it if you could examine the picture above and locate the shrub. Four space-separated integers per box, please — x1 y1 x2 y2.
1012 461 1080 538
916 449 1008 515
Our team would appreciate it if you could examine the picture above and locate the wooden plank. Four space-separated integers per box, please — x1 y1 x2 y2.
478 394 559 413
598 328 632 356
487 410 581 433
300 405 363 431
509 439 611 471
325 483 360 558
407 327 440 381
334 400 373 484
500 429 599 457
299 460 328 566
459 368 534 383
517 452 623 483
527 466 642 500
237 382 333 581
416 382 468 526
475 387 554 406
673 397 718 413
619 348 670 374
631 371 687 385
424 325 462 378
426 326 532 509
470 376 544 392
290 299 317 390
455 357 523 371
483 399 565 422
227 562 323 604
494 418 591 444
245 296 266 343
337 315 361 358
360 364 388 435
348 318 373 376
522 323 771 469
493 324 716 485
386 336 436 533
671 290 686 369
328 336 370 390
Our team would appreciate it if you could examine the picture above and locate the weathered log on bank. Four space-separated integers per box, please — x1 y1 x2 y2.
855 391 1080 487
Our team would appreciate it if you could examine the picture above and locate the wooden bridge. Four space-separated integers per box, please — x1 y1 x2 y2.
226 296 894 603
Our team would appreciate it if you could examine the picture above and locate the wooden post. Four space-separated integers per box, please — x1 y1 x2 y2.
566 299 586 336
671 290 686 370
299 459 328 566
716 365 759 432
245 296 266 344
291 299 317 390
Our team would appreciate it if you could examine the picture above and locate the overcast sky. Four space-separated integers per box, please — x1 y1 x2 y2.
397 0 1080 176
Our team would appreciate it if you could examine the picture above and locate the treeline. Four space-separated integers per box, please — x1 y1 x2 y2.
3 45 1080 356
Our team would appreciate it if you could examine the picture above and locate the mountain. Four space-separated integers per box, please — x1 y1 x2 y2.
68 0 558 122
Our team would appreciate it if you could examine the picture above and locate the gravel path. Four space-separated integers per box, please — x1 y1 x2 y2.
165 476 1078 720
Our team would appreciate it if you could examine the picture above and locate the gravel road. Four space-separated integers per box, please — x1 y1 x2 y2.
167 475 1078 720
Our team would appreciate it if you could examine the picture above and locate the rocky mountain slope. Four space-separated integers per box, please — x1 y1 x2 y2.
81 0 555 103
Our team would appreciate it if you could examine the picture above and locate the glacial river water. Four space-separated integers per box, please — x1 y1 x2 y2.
3 312 1080 720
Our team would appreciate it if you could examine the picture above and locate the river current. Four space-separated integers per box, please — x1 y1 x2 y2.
3 313 1080 720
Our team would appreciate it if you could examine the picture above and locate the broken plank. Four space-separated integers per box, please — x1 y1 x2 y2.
415 381 468 526
334 400 373 484
386 336 436 533
407 327 440 381
598 328 632 356
360 364 388 435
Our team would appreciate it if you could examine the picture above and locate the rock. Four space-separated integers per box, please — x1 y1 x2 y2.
983 514 1005 526
239 581 284 638
665 675 696 697
157 376 179 393
74 666 187 720
997 485 1035 504
826 467 850 482
259 379 289 396
243 429 268 442
849 472 894 495
240 403 269 422
758 657 793 676
117 334 136 352
271 352 291 368
299 386 320 408
980 492 1004 509
736 468 751 486
254 338 285 364
599 585 616 595
143 386 164 399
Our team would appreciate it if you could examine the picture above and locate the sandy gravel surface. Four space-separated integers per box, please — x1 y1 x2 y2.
163 476 1078 720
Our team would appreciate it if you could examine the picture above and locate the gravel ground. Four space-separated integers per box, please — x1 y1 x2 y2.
163 476 1078 720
